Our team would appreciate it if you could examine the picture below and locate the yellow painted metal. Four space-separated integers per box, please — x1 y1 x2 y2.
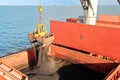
38 5 42 12
33 23 48 38
33 5 49 38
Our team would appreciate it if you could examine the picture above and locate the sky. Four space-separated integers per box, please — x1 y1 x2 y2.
0 0 119 5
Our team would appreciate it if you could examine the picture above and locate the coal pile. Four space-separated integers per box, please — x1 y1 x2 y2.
21 46 105 80
21 63 105 80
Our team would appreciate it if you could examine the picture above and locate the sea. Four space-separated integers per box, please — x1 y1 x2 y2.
0 5 120 57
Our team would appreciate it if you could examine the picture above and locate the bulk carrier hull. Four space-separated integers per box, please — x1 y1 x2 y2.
0 14 120 80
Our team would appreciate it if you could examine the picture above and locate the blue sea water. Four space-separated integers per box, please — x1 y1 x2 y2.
0 6 120 57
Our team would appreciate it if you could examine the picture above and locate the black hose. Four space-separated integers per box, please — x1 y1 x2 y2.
118 0 120 5
79 0 94 15
80 0 88 10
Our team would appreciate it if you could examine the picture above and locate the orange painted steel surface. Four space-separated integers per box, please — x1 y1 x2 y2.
50 20 120 61
0 61 28 80
97 14 120 28
0 75 6 80
50 45 116 74
0 49 34 69
66 18 80 23
96 20 120 28
0 68 16 80
104 64 120 80
98 14 120 22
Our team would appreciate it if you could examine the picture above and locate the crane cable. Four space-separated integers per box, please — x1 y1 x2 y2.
30 0 43 66
38 6 42 24
38 0 43 24
38 0 42 24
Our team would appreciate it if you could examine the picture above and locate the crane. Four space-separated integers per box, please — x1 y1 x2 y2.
118 0 120 4
28 1 55 74
79 0 120 25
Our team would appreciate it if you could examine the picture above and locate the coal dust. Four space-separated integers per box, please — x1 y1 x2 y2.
21 46 105 80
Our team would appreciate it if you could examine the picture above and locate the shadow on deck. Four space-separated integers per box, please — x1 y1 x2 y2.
21 63 105 80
